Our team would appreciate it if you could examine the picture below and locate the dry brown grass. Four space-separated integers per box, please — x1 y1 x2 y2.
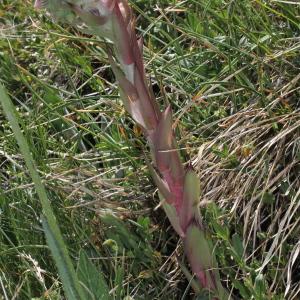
193 105 300 298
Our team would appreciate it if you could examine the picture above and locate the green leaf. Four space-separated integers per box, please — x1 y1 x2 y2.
153 106 173 170
195 293 210 300
180 169 201 228
254 274 267 299
147 159 173 200
0 84 85 300
212 221 229 241
162 201 184 237
101 214 139 251
184 225 230 300
184 170 201 206
262 192 275 205
77 251 111 300
232 233 244 259
42 217 85 300
232 279 251 299
114 265 125 299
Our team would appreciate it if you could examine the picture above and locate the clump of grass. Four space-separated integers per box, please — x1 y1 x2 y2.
194 106 299 298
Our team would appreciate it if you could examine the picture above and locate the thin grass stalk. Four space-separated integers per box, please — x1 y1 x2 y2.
0 84 86 300
34 1 230 298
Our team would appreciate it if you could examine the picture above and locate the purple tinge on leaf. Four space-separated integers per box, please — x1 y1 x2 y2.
150 106 185 209
117 0 131 24
147 161 173 202
102 0 116 10
112 4 135 65
133 65 159 130
179 169 201 231
184 223 219 290
131 30 146 79
162 201 185 237
152 106 173 172
109 55 148 129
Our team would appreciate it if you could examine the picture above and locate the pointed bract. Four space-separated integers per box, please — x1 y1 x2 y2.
152 106 173 171
112 4 134 65
133 65 159 130
109 56 148 129
162 201 185 237
147 161 173 202
179 169 201 230
170 140 184 180
184 224 218 290
184 224 230 299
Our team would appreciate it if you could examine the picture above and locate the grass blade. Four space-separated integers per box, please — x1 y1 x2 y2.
76 250 111 300
0 84 85 300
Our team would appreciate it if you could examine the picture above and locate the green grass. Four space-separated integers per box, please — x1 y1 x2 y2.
0 0 299 299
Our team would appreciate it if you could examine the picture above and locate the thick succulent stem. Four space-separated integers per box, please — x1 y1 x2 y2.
34 1 230 298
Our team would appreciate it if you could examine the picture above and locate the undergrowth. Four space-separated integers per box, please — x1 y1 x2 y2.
0 0 299 299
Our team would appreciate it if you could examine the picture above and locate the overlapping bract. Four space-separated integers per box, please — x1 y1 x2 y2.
34 1 230 298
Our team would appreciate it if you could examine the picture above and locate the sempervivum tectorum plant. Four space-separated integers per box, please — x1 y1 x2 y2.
34 1 230 298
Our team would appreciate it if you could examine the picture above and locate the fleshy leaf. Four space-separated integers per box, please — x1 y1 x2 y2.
152 106 173 171
133 64 159 130
146 159 173 201
184 225 229 299
170 140 184 180
184 224 218 290
109 56 138 100
112 4 134 65
109 56 147 129
117 0 131 25
132 35 145 79
162 201 185 237
179 169 201 230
